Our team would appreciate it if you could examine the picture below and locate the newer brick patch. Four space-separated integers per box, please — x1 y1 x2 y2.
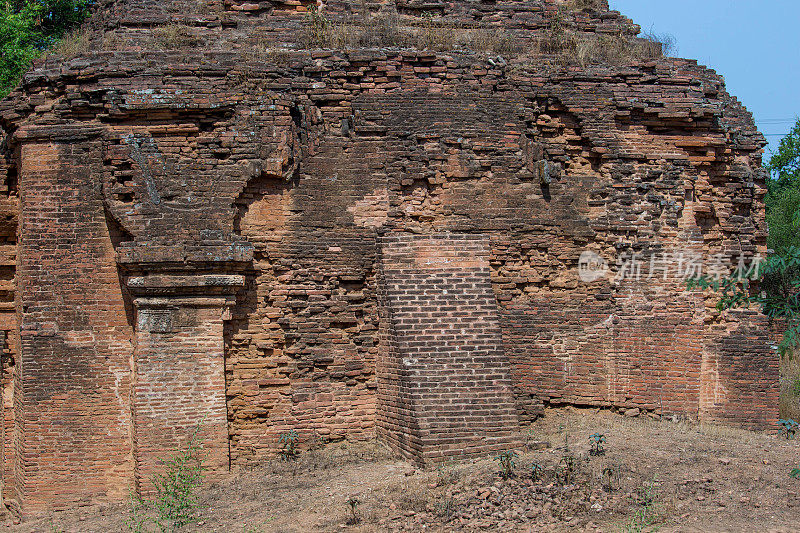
377 234 522 464
0 0 781 515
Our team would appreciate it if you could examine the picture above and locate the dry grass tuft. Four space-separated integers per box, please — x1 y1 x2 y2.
45 27 92 59
301 9 524 55
566 0 608 12
535 25 669 66
153 23 201 50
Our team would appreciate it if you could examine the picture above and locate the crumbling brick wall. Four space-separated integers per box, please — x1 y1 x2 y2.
0 0 780 514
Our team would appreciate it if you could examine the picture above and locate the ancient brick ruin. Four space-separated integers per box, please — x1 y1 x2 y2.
0 0 780 515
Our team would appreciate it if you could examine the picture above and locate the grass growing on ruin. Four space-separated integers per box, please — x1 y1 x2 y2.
302 8 523 56
566 0 608 11
153 23 201 50
298 6 672 66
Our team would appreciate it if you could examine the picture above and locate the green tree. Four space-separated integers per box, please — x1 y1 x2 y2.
766 118 800 254
0 0 94 98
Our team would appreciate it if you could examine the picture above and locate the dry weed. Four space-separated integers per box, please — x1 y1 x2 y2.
45 28 92 58
153 23 201 50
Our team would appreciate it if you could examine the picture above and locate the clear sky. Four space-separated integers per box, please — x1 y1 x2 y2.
610 0 800 159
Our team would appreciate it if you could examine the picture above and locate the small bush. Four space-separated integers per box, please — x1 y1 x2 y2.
303 5 330 48
345 496 360 525
149 428 206 532
601 464 619 492
589 433 606 456
530 462 544 482
778 419 798 439
641 31 676 57
278 429 300 460
127 426 206 533
495 450 518 480
555 452 577 485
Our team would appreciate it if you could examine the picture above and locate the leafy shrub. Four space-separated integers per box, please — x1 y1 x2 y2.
791 465 800 480
778 419 798 439
766 118 800 255
495 450 518 480
148 429 206 532
278 429 300 461
127 426 206 533
688 246 800 356
589 433 606 456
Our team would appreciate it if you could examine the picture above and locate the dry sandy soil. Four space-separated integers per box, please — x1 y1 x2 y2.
3 408 799 532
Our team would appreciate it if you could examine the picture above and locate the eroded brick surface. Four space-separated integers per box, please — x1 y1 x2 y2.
0 0 780 514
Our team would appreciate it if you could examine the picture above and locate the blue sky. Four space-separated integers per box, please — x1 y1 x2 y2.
610 0 800 159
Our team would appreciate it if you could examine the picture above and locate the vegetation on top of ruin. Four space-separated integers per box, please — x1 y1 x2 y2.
297 6 671 66
0 0 94 97
0 0 675 95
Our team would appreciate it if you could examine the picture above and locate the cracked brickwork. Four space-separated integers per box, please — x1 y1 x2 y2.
0 0 780 515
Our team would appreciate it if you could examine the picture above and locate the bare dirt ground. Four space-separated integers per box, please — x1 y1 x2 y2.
4 408 799 532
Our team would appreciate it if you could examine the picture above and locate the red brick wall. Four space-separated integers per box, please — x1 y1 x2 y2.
132 297 230 488
0 10 782 511
377 233 521 464
15 140 134 513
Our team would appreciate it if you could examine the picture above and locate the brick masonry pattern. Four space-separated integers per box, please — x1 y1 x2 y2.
0 0 781 514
